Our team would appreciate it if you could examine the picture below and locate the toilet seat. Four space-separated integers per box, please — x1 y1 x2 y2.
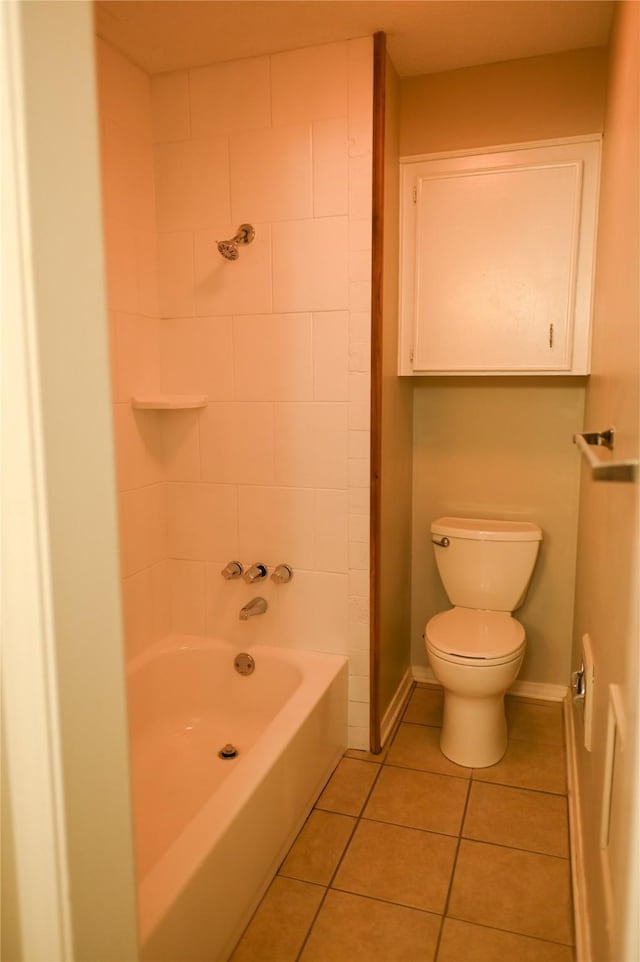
425 607 525 665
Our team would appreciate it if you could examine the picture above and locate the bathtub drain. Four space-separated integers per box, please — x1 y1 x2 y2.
234 652 255 675
218 743 238 760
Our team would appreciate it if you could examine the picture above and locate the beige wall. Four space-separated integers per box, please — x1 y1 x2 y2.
401 48 607 685
377 54 414 724
571 3 639 958
412 379 585 683
400 46 608 156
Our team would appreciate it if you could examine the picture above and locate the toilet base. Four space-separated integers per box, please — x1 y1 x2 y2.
440 691 507 768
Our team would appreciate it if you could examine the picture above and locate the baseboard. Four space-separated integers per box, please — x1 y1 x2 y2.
411 664 568 702
509 679 569 702
564 695 592 962
380 667 414 747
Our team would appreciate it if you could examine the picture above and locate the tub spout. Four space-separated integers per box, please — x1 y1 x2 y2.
239 597 268 620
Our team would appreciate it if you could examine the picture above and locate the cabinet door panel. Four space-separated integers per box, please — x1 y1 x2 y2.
413 162 581 371
398 138 601 376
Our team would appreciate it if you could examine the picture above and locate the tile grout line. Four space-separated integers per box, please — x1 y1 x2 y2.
292 688 421 961
432 775 473 962
293 754 386 962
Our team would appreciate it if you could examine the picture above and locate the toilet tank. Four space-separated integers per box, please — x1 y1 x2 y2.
431 517 543 612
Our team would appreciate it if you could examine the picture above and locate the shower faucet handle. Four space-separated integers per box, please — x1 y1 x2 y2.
271 564 293 585
243 563 268 584
221 561 243 580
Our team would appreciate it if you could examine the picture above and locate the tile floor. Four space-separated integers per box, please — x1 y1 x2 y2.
229 685 574 962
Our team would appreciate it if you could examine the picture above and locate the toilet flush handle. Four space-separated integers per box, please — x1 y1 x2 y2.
432 536 450 548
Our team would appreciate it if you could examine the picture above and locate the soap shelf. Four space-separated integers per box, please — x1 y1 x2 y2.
131 395 207 410
574 428 638 482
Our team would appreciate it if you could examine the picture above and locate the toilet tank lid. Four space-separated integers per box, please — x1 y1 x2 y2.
431 517 543 542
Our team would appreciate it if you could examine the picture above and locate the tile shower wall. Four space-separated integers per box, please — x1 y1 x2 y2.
97 39 171 661
99 38 373 748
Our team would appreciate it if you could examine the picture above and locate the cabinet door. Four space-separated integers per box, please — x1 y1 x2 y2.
399 139 601 375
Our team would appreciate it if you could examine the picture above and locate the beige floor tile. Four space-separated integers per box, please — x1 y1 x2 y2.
315 757 380 816
333 818 457 914
387 723 472 778
473 738 567 794
279 810 355 885
448 839 574 945
403 686 444 727
438 918 575 962
463 782 569 857
300 890 441 962
229 876 324 962
364 765 469 836
506 699 565 746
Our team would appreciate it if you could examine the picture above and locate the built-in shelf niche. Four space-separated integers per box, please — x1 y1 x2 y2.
131 395 207 410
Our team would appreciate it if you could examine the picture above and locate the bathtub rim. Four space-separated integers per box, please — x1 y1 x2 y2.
126 634 348 945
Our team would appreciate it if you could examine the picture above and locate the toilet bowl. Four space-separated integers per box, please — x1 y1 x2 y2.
425 517 542 768
425 609 526 767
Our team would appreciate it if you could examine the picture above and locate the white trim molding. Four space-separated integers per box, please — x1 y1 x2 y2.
412 665 568 702
565 695 592 962
381 668 414 746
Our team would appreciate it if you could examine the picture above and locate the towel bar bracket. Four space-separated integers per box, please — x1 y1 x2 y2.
574 427 638 483
580 428 615 449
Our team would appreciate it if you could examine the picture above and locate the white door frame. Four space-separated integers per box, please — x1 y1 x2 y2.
1 3 138 958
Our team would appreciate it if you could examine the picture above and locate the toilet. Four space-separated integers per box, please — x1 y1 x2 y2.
425 516 542 768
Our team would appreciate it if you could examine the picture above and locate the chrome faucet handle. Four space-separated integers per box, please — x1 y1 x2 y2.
271 563 293 585
221 561 243 580
243 563 267 584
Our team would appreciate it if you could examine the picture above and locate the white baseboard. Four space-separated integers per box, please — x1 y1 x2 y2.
412 664 568 702
380 667 414 746
564 695 591 962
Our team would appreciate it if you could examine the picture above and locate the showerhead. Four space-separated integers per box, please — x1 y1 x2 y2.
216 223 255 261
217 240 240 261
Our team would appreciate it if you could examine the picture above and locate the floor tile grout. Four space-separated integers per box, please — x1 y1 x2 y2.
230 689 575 961
293 754 386 961
433 776 473 961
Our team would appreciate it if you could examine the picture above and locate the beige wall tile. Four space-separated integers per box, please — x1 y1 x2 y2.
230 124 313 224
271 42 348 126
189 56 271 137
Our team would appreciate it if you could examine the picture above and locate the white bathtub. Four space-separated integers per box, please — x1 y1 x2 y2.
126 635 348 962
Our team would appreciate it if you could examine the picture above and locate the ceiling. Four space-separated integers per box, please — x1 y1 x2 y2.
94 0 614 78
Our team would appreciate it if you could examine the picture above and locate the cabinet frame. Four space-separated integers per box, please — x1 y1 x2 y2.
398 136 601 376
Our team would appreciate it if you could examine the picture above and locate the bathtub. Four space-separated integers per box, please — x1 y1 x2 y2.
126 635 348 962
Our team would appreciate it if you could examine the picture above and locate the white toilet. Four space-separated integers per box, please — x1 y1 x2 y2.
425 516 542 768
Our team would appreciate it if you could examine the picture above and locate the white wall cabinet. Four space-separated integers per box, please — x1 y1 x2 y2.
399 138 601 375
